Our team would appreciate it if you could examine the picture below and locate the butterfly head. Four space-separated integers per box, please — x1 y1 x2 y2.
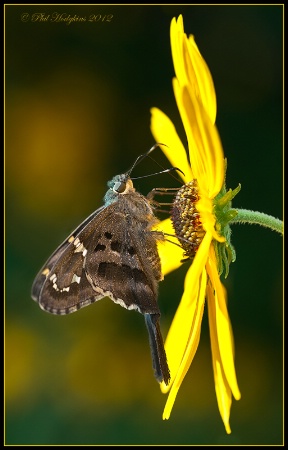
104 173 135 205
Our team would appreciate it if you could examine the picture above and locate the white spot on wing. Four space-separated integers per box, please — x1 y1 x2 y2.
50 273 70 293
71 274 81 284
73 239 87 256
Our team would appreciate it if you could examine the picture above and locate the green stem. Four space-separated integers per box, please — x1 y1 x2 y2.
229 209 283 235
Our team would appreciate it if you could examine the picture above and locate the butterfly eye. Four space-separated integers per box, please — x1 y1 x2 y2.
113 181 127 193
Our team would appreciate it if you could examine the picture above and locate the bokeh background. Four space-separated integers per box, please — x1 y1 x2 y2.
5 4 283 445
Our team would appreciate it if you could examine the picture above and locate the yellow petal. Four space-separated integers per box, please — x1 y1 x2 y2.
206 246 241 401
170 15 217 123
184 35 217 124
150 107 193 183
207 282 232 434
173 81 224 199
160 232 212 394
170 16 188 88
162 267 207 420
154 218 184 276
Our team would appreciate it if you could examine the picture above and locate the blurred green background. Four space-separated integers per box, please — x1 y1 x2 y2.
5 4 283 445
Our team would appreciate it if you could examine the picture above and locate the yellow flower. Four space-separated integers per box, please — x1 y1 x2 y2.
151 15 241 434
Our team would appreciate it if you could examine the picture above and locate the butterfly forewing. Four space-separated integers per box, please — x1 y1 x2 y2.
31 206 106 313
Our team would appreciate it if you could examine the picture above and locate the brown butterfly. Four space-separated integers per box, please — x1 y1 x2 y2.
31 144 174 385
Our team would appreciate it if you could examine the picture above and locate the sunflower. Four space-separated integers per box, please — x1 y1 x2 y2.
150 15 241 434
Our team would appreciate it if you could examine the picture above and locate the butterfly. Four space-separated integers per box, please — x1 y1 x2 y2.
31 144 172 385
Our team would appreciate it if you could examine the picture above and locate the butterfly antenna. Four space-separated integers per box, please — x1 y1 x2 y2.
131 166 184 181
127 143 168 176
128 143 185 182
140 153 184 184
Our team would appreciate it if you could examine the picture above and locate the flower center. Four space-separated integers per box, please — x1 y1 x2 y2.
171 180 205 259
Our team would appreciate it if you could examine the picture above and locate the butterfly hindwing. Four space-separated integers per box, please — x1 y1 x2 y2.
84 206 162 315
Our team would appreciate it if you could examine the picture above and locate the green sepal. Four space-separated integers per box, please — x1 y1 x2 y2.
213 161 241 278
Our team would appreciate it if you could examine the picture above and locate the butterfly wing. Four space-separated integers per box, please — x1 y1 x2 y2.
32 202 162 315
31 205 107 314
83 205 171 385
84 207 162 315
